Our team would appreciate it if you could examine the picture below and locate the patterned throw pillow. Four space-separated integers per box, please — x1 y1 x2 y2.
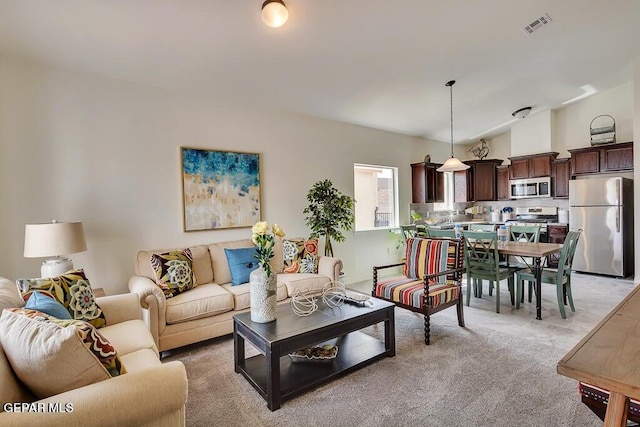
283 238 319 274
0 308 126 399
150 248 197 298
16 269 106 328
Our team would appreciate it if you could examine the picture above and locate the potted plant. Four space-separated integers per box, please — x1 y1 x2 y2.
303 179 355 257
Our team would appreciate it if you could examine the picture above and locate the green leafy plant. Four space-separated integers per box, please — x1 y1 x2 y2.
303 179 355 257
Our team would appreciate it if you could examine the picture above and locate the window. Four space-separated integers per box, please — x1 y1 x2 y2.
354 164 399 231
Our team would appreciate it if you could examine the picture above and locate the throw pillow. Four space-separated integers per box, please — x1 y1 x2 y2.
283 238 319 274
0 308 126 399
150 248 197 298
24 291 72 320
224 247 259 285
16 269 106 328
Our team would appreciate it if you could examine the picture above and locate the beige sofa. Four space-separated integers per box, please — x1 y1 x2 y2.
129 238 343 352
0 276 188 427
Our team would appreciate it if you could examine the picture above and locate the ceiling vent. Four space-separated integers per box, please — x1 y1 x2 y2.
522 13 552 35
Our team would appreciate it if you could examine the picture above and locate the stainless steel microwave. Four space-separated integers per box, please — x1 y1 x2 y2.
509 177 551 199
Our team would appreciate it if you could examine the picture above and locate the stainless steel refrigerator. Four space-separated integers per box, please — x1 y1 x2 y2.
569 177 634 277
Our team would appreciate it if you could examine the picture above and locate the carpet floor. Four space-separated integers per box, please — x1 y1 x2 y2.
163 273 634 427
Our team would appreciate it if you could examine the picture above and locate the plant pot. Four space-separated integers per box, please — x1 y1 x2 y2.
250 267 277 323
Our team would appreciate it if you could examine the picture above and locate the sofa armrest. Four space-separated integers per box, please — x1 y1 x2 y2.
95 293 141 325
318 256 343 283
0 361 188 427
128 276 166 349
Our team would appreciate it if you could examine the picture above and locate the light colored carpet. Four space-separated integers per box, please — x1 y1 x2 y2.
163 273 635 426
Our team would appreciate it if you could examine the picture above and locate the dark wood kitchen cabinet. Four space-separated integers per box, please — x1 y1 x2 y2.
508 152 559 179
411 162 444 203
547 224 568 268
454 169 473 203
458 159 504 202
552 158 570 199
496 165 510 200
569 141 634 176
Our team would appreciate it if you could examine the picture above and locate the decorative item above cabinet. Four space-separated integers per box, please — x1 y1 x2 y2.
508 152 559 179
568 141 633 176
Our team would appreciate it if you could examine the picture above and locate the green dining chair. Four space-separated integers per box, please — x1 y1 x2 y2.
515 230 582 319
468 224 496 232
426 228 456 238
400 225 418 242
504 224 541 269
462 231 517 313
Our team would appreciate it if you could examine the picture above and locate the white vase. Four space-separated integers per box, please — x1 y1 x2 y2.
249 267 277 323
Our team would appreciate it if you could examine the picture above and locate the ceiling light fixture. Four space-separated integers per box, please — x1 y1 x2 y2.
261 0 288 28
437 80 470 173
512 106 532 119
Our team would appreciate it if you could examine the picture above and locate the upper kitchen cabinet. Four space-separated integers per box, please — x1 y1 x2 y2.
496 165 510 201
508 152 559 179
454 169 473 203
552 158 570 198
411 162 444 203
569 141 634 176
462 159 504 202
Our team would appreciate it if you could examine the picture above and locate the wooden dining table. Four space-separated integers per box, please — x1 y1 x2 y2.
558 284 640 426
497 241 564 320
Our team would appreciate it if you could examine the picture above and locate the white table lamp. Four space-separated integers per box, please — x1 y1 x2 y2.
24 221 87 278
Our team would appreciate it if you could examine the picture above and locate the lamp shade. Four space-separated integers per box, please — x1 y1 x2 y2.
437 157 470 172
24 221 87 258
261 0 288 28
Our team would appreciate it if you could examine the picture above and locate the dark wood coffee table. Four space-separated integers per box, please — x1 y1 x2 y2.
233 295 395 410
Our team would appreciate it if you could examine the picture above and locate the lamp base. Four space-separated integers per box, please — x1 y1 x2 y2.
41 257 74 278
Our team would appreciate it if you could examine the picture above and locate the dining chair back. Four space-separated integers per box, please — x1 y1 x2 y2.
509 225 541 243
400 225 418 242
462 231 516 313
468 224 496 232
515 229 583 318
426 228 456 238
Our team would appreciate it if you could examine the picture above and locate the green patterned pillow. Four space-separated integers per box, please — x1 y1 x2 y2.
0 308 126 399
150 248 197 298
283 238 319 274
16 269 106 329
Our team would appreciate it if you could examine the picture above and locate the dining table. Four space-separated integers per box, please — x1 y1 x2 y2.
497 241 564 320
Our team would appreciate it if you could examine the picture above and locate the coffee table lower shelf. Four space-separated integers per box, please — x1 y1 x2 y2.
240 331 387 406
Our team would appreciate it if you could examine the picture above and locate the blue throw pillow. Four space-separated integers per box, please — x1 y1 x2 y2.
24 290 72 319
224 247 259 286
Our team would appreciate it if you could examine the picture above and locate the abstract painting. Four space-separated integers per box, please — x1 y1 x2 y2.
181 147 261 231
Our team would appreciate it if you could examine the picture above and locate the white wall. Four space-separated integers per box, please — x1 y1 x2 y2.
0 55 432 293
633 60 640 281
510 110 554 156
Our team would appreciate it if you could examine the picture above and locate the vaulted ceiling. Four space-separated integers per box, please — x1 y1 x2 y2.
0 0 638 143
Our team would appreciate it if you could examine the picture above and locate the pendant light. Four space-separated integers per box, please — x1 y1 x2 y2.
261 0 289 28
437 80 470 173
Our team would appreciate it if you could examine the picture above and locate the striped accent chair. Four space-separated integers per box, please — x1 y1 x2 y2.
372 236 465 345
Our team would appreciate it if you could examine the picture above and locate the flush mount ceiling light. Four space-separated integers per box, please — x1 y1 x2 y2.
512 106 532 119
261 0 288 28
437 80 470 173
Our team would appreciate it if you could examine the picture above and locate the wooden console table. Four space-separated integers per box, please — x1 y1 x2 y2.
557 284 640 426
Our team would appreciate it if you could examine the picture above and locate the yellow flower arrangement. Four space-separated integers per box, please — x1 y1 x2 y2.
252 221 285 277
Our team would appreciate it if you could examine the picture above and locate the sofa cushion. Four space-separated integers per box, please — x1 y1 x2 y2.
224 247 259 285
0 276 24 313
98 319 158 357
278 273 332 297
0 308 125 399
283 238 319 274
16 269 106 328
118 348 162 373
222 280 288 311
404 237 461 285
150 249 197 298
165 283 234 324
24 290 72 319
209 239 254 285
136 244 213 285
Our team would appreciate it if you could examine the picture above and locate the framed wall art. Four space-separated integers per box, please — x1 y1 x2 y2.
181 147 261 231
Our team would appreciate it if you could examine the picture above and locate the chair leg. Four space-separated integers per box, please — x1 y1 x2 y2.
567 276 575 312
508 277 515 306
466 277 472 306
423 313 431 345
515 276 522 309
489 281 494 296
495 280 500 313
556 282 567 319
456 293 465 327
528 281 533 303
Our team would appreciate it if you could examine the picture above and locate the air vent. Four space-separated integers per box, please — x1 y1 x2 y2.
522 13 552 35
